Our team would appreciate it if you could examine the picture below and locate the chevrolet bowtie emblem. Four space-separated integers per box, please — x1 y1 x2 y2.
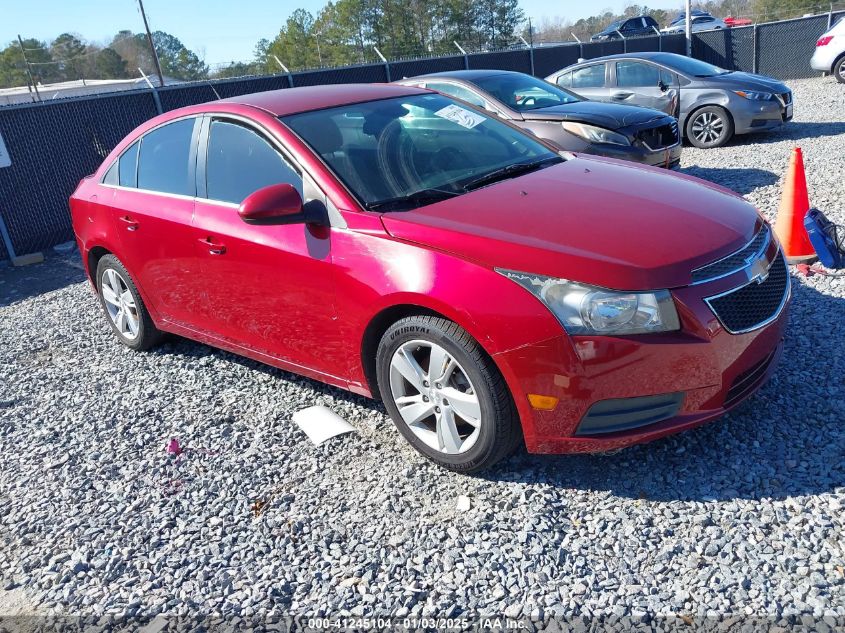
746 252 770 284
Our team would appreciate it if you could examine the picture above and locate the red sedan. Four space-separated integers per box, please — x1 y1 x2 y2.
70 84 790 472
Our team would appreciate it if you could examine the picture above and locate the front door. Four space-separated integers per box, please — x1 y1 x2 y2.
191 116 339 377
613 60 679 116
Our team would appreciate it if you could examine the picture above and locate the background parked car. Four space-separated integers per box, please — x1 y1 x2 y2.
661 15 727 33
811 15 845 83
547 52 793 148
397 70 682 168
724 16 753 27
590 16 660 41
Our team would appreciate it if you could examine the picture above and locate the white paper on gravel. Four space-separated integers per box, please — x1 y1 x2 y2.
293 405 357 445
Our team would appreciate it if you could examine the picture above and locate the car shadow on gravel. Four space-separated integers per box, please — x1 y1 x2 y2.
485 278 845 503
678 166 778 194
0 254 87 308
732 121 845 146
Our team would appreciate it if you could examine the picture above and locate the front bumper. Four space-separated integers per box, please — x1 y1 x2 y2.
492 247 790 454
732 95 793 135
582 140 683 169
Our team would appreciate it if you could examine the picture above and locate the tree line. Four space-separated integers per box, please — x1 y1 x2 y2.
0 0 835 89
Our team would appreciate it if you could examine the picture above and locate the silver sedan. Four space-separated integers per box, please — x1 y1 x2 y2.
547 52 793 148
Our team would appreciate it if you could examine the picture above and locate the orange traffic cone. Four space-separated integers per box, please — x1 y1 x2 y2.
774 147 816 264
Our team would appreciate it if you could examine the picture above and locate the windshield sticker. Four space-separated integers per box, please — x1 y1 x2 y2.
434 104 485 129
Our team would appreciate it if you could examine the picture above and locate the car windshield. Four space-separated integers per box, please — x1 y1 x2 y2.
471 73 581 112
282 93 561 211
601 19 625 33
654 54 730 77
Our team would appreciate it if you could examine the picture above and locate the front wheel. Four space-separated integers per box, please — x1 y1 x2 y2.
686 106 734 148
375 316 521 473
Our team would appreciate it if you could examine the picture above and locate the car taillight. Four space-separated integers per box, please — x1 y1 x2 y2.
817 35 833 46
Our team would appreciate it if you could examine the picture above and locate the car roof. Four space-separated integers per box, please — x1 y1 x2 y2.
401 69 519 82
556 52 685 70
218 83 427 116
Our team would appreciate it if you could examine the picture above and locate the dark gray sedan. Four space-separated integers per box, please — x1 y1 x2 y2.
396 70 682 168
546 52 793 148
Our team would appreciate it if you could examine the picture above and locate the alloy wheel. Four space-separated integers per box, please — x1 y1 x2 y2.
691 111 725 144
101 268 140 340
388 340 482 455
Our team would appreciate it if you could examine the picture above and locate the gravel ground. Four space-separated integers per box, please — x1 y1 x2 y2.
1 76 844 630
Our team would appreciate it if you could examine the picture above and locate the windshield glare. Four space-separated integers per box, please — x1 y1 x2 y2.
471 74 581 112
282 94 560 210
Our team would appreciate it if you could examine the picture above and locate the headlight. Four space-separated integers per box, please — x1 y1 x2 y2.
561 122 631 146
497 270 680 335
734 90 773 101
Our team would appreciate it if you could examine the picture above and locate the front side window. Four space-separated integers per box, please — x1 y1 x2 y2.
425 82 486 108
205 119 302 204
555 72 573 88
137 118 195 196
571 64 606 89
617 61 661 88
282 94 561 211
471 73 581 111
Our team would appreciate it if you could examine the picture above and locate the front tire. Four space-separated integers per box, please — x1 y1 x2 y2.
375 316 521 473
95 254 162 351
686 106 734 148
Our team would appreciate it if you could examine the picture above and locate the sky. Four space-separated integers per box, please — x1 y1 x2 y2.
3 0 684 69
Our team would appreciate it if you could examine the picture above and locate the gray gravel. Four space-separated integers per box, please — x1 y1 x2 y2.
1 76 844 629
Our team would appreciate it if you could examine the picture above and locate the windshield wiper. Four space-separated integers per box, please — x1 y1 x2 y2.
365 188 461 211
462 157 561 192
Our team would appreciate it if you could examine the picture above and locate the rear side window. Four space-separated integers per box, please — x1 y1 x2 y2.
571 64 606 89
205 119 302 205
617 61 661 88
137 119 195 196
425 82 486 108
118 141 139 188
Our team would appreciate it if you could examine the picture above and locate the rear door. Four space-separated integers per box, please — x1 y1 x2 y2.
191 115 338 374
563 62 611 101
612 60 678 115
108 117 206 327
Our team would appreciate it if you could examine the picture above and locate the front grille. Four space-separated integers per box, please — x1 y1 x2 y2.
575 392 685 436
638 121 679 151
724 349 777 408
705 252 789 334
691 225 770 284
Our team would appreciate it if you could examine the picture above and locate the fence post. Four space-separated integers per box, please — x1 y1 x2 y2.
616 30 627 53
374 47 391 82
272 56 294 88
652 26 662 52
752 24 759 74
571 33 584 60
519 35 535 76
454 41 469 70
829 4 834 29
0 212 17 263
138 67 163 114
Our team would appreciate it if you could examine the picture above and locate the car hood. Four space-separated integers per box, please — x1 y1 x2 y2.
380 156 762 291
704 71 789 93
520 101 668 130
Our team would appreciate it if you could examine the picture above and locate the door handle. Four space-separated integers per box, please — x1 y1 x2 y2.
612 92 633 100
198 237 226 255
119 215 139 231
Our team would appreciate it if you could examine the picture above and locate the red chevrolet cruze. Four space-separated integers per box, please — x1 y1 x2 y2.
70 84 790 472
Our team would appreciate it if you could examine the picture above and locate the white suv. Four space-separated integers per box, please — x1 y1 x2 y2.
811 16 845 83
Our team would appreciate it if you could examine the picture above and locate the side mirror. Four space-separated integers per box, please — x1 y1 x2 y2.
238 183 304 225
658 80 669 92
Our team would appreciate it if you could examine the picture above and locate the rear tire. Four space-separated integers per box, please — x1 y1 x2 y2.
375 316 521 473
685 106 734 148
834 55 845 84
95 254 163 351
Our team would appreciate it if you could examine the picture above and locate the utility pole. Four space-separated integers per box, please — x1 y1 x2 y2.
137 0 166 87
16 35 41 102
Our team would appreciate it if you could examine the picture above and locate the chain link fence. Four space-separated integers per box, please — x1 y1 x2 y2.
0 11 837 260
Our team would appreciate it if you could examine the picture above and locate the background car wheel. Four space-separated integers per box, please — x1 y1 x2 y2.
375 315 521 473
95 254 163 351
835 55 845 84
686 106 734 148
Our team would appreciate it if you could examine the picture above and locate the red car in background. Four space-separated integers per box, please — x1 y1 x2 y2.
725 16 753 27
70 84 790 472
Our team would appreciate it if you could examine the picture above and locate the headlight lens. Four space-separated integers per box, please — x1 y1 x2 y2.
497 270 680 335
561 121 631 146
734 90 773 101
